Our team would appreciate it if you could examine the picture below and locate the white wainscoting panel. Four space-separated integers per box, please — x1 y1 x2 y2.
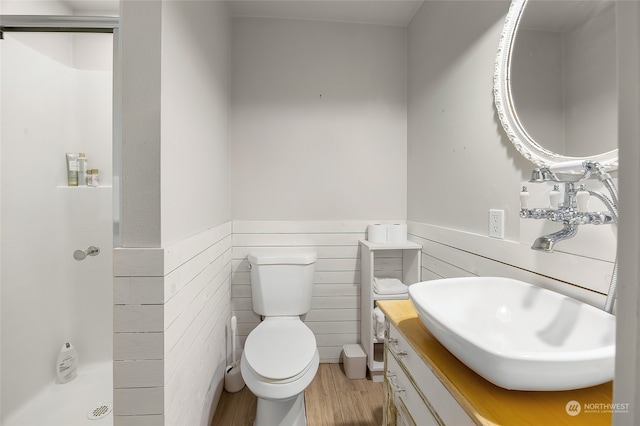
113 222 232 426
112 219 612 424
408 221 612 309
231 220 405 363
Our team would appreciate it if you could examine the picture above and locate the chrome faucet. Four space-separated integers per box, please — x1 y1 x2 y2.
531 223 578 253
520 160 618 313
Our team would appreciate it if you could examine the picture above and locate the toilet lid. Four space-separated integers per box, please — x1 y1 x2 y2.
244 318 317 381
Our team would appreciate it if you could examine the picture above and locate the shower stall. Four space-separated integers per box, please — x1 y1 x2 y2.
0 15 118 426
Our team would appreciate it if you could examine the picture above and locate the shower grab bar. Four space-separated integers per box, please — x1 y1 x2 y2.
73 246 100 261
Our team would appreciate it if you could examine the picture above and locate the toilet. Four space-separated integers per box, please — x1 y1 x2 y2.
241 249 320 426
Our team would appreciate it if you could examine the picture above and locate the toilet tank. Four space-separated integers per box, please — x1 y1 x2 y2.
248 249 317 316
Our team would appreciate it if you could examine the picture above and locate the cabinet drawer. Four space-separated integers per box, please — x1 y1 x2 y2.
388 324 474 426
387 350 440 426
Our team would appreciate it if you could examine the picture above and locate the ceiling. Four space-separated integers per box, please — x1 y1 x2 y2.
62 0 424 27
518 0 613 33
62 0 119 14
224 1 424 27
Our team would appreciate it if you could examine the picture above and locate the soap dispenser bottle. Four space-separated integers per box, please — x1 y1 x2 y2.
56 342 78 384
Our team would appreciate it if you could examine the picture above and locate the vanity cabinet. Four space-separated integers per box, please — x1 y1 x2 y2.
359 240 421 382
385 321 474 426
378 299 614 426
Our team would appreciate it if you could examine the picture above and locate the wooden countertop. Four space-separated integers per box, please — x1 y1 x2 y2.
377 299 613 426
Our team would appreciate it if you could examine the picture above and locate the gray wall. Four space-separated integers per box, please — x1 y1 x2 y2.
614 2 640 423
407 0 615 265
121 0 230 248
160 2 231 245
407 0 528 239
117 2 232 424
230 18 407 221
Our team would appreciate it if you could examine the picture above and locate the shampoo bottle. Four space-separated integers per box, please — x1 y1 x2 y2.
56 342 78 384
78 153 87 186
91 169 99 187
65 153 79 186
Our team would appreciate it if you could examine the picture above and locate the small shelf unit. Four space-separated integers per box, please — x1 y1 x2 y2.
359 239 422 382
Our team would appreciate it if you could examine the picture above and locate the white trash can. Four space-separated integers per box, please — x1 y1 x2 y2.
343 344 367 379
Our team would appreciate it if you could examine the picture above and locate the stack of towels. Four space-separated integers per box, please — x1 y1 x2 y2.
372 278 408 341
373 277 408 297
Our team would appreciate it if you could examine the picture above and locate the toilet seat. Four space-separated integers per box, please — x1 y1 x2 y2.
244 317 317 382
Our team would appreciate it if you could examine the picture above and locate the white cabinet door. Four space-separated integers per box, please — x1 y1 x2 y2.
387 324 475 426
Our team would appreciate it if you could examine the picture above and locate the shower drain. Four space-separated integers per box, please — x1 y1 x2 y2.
87 402 112 420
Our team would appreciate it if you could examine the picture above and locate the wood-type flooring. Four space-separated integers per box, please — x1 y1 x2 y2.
211 363 383 425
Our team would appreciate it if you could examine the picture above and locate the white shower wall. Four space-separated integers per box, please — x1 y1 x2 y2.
0 33 113 421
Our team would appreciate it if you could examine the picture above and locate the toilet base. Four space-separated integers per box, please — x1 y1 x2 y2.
254 391 306 426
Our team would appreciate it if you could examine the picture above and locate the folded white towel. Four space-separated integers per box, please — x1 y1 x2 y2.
373 277 407 295
373 307 386 341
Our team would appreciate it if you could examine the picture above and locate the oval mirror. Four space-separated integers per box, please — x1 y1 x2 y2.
494 0 618 171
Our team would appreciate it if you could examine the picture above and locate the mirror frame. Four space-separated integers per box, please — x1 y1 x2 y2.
494 0 619 171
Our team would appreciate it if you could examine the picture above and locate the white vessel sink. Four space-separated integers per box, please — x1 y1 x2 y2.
408 277 615 391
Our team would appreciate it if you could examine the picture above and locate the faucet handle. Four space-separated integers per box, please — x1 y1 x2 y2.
550 185 561 209
577 184 590 211
520 186 530 209
73 246 100 261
